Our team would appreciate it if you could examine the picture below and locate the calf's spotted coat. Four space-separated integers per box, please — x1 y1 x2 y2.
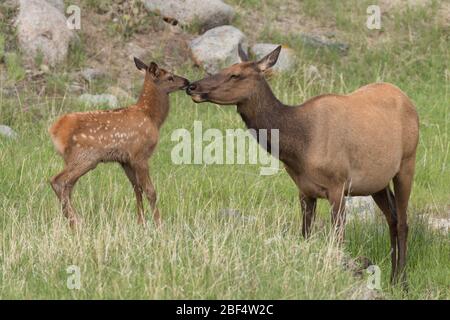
49 58 189 228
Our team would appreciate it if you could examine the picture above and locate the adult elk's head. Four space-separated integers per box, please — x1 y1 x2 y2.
186 45 281 105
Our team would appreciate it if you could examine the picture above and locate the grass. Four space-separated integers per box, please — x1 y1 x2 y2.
0 1 449 299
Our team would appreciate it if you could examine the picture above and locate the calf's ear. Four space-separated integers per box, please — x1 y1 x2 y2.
148 62 160 77
134 57 148 71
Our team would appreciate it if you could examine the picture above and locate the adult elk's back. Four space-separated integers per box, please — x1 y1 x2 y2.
49 58 189 228
186 45 419 285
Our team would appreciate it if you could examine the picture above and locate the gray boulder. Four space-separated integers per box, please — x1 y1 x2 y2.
80 68 107 83
143 0 234 31
0 125 18 139
45 0 65 12
250 43 297 73
190 25 247 74
345 196 376 220
78 94 118 109
16 0 76 66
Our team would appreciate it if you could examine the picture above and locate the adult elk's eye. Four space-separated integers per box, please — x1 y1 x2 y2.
230 74 240 79
168 76 174 82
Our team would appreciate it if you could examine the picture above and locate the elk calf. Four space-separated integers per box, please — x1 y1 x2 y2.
187 45 419 286
49 59 189 228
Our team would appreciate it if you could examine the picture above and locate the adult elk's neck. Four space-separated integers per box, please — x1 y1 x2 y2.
237 79 288 131
137 75 170 128
236 79 309 169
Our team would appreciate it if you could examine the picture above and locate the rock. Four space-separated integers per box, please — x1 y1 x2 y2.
107 86 132 101
142 0 234 32
299 33 349 54
126 42 148 61
250 43 296 73
45 0 65 12
419 215 450 234
16 0 76 66
39 64 50 74
0 125 18 139
78 94 118 109
80 68 106 83
346 196 376 220
190 25 247 74
428 217 450 233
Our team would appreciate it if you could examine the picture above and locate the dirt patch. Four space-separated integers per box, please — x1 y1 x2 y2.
233 0 338 44
438 2 450 27
75 10 193 88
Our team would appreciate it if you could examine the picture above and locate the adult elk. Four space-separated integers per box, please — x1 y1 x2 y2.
186 45 419 285
49 58 189 228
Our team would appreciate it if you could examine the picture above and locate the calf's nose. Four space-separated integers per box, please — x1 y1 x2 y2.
187 83 197 94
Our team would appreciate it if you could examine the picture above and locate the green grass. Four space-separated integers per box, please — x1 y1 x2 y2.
4 52 25 84
0 1 449 299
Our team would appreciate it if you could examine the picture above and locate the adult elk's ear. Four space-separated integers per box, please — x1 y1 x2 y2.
238 43 249 62
256 45 281 72
134 57 148 71
148 62 160 77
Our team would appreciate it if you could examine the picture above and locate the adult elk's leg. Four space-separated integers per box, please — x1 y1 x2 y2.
121 163 144 224
393 157 415 287
300 193 317 238
285 168 317 238
327 186 347 243
133 161 161 226
50 157 97 229
372 188 398 283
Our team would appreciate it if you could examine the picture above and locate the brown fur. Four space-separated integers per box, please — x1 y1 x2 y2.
187 46 419 286
49 59 189 228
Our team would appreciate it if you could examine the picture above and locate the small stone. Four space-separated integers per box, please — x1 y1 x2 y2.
40 64 50 73
80 68 106 83
0 125 18 139
346 196 376 220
